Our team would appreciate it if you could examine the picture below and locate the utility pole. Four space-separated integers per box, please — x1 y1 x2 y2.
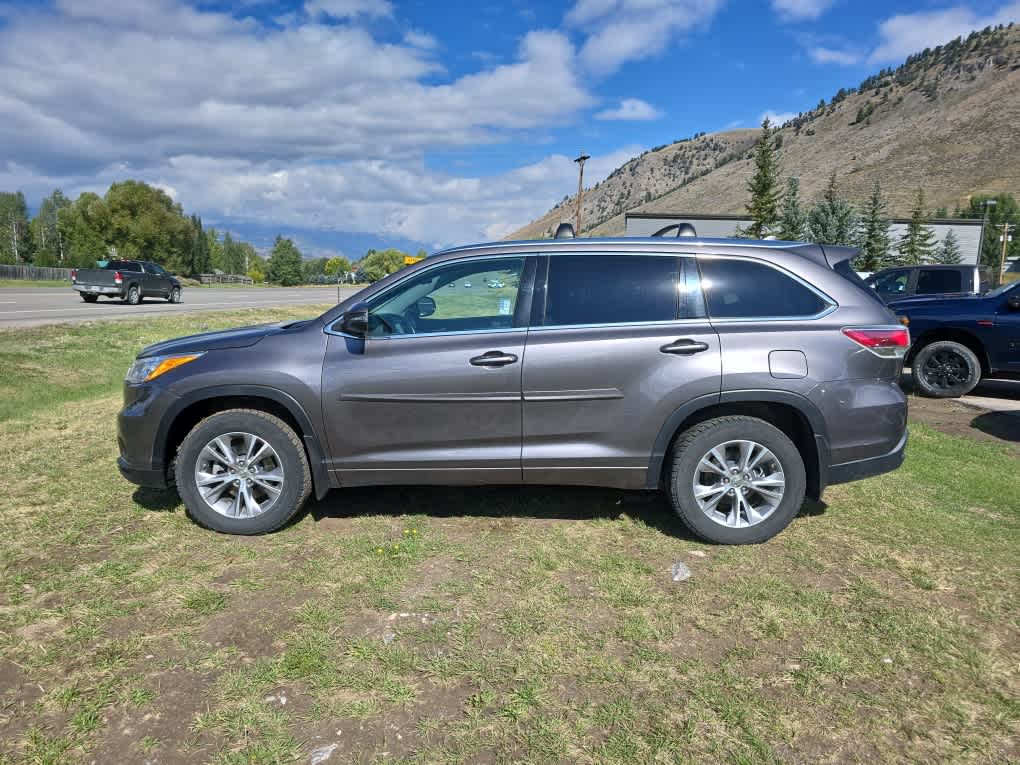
573 153 590 234
999 222 1014 285
979 198 997 272
10 215 18 263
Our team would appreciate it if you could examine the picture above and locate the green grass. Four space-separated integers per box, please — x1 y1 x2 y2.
0 310 1018 763
0 278 69 288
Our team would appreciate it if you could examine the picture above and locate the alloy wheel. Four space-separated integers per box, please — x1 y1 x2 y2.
194 432 285 518
691 439 786 528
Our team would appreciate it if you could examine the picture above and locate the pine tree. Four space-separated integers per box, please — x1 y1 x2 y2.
743 118 782 239
856 179 891 271
807 171 859 246
777 177 808 241
266 235 304 286
896 188 938 264
189 215 211 276
934 229 963 264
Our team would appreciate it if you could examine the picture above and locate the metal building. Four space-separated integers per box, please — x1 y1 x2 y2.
625 213 985 265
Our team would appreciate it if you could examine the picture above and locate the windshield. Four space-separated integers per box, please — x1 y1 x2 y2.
985 280 1019 299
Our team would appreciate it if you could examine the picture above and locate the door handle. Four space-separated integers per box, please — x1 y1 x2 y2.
660 339 710 355
470 350 519 367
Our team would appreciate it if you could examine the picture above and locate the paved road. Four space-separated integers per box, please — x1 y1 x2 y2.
902 371 1020 413
0 285 363 328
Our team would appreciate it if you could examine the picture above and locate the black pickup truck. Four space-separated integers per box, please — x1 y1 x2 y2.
71 260 182 305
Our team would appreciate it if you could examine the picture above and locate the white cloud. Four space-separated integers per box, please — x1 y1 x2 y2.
771 0 835 21
869 1 1020 63
0 1 611 245
565 0 724 74
759 110 797 126
304 0 393 20
595 98 663 121
809 46 862 65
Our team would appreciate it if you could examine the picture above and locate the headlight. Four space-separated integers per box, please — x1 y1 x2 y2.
126 353 204 384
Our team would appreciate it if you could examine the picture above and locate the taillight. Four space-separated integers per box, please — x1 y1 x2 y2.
70 269 77 282
842 327 910 358
114 271 123 284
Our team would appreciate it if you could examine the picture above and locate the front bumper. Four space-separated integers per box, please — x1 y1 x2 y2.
828 429 908 485
74 284 122 295
117 456 169 488
117 382 179 489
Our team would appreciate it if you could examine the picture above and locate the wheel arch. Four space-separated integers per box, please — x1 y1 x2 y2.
647 391 829 500
157 385 331 500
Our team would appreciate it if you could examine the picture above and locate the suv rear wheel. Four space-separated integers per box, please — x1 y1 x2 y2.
174 409 312 534
912 340 981 398
667 416 806 544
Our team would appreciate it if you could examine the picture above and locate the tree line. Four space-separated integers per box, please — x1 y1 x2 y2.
0 181 270 280
741 119 1019 273
0 180 424 286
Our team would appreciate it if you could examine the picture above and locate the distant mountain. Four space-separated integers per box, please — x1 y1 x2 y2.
509 24 1020 239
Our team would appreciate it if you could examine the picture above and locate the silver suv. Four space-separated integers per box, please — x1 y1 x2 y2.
117 231 909 544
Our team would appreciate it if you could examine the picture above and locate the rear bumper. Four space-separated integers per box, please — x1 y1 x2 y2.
74 284 122 295
828 430 908 485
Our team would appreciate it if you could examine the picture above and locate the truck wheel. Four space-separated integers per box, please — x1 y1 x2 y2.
167 287 182 304
125 285 141 305
174 409 312 535
912 340 981 398
667 416 806 545
81 294 99 303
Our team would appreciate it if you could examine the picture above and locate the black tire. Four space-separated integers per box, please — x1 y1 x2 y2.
667 416 806 545
125 285 141 305
912 340 981 398
81 294 99 303
174 409 312 535
167 287 182 303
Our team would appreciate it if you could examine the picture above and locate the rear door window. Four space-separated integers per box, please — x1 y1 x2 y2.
697 257 831 319
916 268 962 294
543 254 678 326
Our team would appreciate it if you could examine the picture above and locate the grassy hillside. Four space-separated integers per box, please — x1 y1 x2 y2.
511 24 1020 239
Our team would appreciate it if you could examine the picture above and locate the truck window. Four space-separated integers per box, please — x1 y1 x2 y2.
916 269 962 294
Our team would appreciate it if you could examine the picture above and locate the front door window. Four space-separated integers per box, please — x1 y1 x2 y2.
367 258 525 336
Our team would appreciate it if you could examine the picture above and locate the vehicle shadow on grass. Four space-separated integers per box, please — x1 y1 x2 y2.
970 411 1020 443
306 485 829 542
130 484 828 541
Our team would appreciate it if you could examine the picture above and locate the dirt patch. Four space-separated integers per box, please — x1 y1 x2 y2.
907 395 1020 453
90 669 214 765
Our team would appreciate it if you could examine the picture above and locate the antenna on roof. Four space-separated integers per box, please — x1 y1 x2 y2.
554 222 575 239
651 222 697 238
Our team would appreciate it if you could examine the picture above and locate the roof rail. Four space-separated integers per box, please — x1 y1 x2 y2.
554 222 575 239
652 222 697 238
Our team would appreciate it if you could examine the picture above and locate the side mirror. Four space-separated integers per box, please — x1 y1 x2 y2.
339 307 369 337
1008 294 1020 310
416 296 436 318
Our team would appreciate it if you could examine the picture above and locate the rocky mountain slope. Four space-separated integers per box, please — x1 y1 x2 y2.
510 24 1020 239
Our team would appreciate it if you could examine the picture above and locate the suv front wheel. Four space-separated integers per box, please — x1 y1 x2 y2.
668 416 806 544
174 409 312 534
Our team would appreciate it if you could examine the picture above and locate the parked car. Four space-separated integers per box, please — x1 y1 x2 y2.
889 280 1020 397
865 264 991 302
72 260 182 304
117 231 908 544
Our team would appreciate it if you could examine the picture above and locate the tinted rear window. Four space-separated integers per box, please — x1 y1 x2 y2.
105 260 141 272
834 259 887 306
916 269 962 294
698 258 829 319
544 254 678 326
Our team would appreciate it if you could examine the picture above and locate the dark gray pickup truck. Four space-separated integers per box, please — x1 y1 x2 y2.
72 260 182 304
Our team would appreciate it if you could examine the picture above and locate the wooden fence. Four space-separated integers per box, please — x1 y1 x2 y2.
0 264 72 281
197 273 254 285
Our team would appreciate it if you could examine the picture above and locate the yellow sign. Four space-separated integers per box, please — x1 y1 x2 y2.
404 255 425 266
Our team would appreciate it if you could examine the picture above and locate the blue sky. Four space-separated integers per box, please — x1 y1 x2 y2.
1 0 1017 259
